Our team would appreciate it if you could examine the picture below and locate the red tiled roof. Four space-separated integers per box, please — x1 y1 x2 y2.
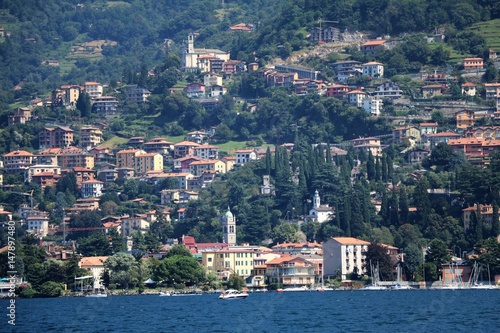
331 237 370 245
362 40 386 46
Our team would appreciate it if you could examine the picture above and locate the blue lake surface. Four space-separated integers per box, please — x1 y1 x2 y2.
3 289 499 333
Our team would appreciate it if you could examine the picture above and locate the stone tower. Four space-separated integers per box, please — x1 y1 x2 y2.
187 33 194 54
222 207 236 246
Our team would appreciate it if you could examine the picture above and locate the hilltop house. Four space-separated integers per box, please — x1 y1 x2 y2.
362 62 384 78
361 40 386 54
183 33 230 72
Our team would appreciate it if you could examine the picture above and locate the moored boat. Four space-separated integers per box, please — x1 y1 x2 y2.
219 289 249 299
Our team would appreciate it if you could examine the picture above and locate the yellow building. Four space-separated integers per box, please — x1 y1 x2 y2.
135 153 163 174
57 147 94 169
116 149 145 169
188 159 226 176
79 126 103 150
202 249 255 279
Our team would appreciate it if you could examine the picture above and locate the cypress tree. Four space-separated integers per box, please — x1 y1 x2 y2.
265 146 272 176
375 156 381 181
475 204 483 242
389 190 399 226
367 151 375 180
399 186 409 224
380 190 389 225
387 155 394 181
344 197 352 237
76 92 92 118
326 144 333 167
492 200 500 238
381 153 387 182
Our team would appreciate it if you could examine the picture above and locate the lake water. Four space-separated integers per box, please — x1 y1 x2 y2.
3 289 499 333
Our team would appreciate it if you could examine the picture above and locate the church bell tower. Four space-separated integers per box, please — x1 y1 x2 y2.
222 207 236 246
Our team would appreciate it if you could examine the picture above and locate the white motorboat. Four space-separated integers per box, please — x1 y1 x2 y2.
219 289 249 300
159 292 171 296
362 284 387 291
278 286 310 292
85 292 107 298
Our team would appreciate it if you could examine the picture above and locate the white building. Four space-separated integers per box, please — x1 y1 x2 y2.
26 164 61 182
183 33 230 72
204 73 223 87
81 180 104 198
362 98 383 116
235 149 258 165
84 81 103 99
308 190 334 223
26 215 49 237
123 85 151 104
121 217 150 237
362 62 384 78
346 89 366 107
323 237 370 280
79 256 108 290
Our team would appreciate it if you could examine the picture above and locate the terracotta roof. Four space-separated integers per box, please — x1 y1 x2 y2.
235 149 255 153
346 89 365 94
420 122 438 127
4 150 33 157
331 237 370 245
174 141 201 147
362 40 386 46
461 82 475 87
189 160 220 165
175 155 201 162
117 149 141 154
423 132 461 137
79 256 108 267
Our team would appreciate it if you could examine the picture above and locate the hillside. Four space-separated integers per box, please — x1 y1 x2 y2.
1 1 500 299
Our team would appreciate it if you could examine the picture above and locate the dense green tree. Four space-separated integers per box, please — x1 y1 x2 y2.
38 281 65 298
364 243 394 281
226 274 246 290
104 253 137 289
403 244 423 281
389 190 399 226
483 63 498 83
154 255 205 286
76 92 92 118
77 232 111 256
425 239 451 277
166 244 193 258
398 186 409 224
273 222 299 244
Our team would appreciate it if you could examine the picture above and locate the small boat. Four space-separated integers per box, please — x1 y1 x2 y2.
219 289 249 300
316 286 334 292
278 286 310 292
362 284 387 291
85 292 107 298
390 283 412 290
159 292 171 296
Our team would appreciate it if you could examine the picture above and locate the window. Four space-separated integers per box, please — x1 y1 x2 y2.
208 258 212 262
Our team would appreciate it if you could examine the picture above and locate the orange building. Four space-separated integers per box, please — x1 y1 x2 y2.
463 57 483 71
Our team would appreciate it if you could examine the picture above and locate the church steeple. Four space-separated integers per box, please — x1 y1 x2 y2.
222 206 236 246
187 33 194 54
313 190 320 208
